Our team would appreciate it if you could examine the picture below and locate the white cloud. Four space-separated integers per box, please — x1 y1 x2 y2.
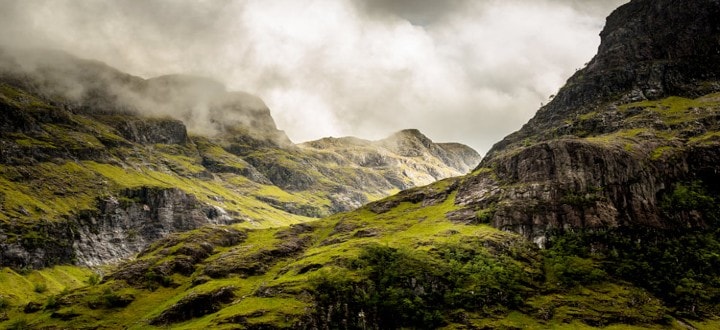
0 0 628 154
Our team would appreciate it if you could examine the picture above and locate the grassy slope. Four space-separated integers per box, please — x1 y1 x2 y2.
3 88 720 328
0 176 699 329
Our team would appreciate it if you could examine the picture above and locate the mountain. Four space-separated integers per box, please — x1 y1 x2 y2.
460 0 720 243
0 48 480 269
3 0 720 328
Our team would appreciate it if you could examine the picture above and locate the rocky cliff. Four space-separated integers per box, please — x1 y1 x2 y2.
491 0 720 153
446 0 720 245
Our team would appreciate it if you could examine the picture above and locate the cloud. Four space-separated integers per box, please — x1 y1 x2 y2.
354 0 471 25
0 0 629 154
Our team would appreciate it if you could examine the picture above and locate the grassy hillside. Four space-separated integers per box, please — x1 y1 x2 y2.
4 91 720 328
2 170 716 329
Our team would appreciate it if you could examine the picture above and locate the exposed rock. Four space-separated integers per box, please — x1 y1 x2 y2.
99 116 189 145
0 220 76 269
149 286 235 325
487 0 720 156
23 301 43 313
72 187 238 266
50 308 81 321
108 226 247 285
437 142 484 174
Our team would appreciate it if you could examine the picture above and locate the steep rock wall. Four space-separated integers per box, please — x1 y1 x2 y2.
0 187 237 268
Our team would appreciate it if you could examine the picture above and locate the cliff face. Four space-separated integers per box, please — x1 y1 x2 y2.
449 0 720 244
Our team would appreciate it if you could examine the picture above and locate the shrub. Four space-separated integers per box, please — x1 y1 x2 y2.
544 255 606 288
0 295 10 310
33 283 47 294
144 270 173 291
45 295 59 310
87 273 101 286
7 319 30 330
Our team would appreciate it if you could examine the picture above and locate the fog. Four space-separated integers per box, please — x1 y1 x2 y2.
0 0 629 154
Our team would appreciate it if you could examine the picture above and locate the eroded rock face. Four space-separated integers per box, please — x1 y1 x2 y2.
73 187 238 266
102 117 189 145
0 188 239 268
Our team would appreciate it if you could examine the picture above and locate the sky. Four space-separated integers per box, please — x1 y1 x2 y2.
0 0 629 154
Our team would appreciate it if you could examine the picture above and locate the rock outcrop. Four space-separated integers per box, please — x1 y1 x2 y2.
490 0 720 155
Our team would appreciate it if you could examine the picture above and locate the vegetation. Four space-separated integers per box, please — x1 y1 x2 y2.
311 242 534 328
0 176 699 329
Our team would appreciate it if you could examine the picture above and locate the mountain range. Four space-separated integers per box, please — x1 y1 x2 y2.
1 0 720 328
0 47 480 269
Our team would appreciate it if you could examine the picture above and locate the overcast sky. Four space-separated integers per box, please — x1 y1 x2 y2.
0 0 628 154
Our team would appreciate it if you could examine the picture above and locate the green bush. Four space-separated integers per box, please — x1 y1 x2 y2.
544 255 606 288
87 273 101 286
659 181 719 226
7 319 30 330
0 295 10 310
33 283 47 294
45 295 59 310
143 270 173 291
546 227 720 318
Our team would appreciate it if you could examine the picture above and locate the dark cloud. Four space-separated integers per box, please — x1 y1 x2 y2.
355 0 471 25
0 0 629 154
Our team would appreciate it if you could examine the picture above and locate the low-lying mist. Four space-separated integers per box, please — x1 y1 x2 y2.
0 47 287 144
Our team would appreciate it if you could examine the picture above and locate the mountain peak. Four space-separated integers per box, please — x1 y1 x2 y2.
396 128 424 136
384 128 433 146
593 0 720 73
486 0 720 158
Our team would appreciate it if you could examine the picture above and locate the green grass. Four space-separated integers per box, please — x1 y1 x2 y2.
690 131 720 145
255 184 331 207
0 265 93 319
0 83 54 110
0 162 102 220
651 145 674 160
620 94 720 126
584 128 648 145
